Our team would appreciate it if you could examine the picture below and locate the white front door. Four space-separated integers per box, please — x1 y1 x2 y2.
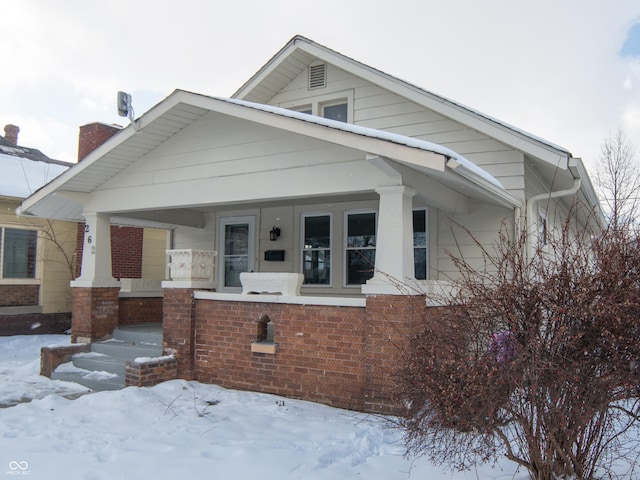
218 216 255 292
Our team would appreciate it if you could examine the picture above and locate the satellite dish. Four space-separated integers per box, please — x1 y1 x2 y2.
117 91 135 123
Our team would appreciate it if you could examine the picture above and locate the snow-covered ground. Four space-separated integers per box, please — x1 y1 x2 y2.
0 334 524 479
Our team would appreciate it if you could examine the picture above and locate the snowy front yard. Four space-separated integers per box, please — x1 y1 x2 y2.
0 335 522 479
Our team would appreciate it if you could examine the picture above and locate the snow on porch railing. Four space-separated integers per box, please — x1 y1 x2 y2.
166 249 217 281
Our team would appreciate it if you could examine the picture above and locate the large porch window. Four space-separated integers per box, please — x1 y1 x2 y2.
302 214 331 285
0 227 37 279
345 211 376 285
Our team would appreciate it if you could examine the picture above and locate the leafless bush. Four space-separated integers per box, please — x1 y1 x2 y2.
396 208 640 479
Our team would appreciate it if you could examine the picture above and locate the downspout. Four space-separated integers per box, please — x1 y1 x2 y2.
526 178 581 261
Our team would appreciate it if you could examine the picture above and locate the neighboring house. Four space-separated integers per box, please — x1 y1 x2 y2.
0 125 76 335
0 123 169 336
21 36 601 412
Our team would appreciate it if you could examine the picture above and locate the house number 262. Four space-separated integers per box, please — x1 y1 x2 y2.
84 224 96 254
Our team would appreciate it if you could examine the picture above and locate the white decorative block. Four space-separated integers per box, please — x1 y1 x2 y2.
166 249 217 281
240 272 304 296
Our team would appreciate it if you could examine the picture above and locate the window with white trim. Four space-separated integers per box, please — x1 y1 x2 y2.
413 209 429 280
345 211 376 285
302 214 331 285
0 227 38 279
283 90 354 123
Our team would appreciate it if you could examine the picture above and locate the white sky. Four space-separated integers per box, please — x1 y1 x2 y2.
1 0 639 176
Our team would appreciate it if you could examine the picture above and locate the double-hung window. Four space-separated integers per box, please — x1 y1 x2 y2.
345 212 376 285
302 214 331 285
0 227 38 279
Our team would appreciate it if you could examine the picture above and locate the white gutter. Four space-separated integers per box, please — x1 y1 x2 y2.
526 178 581 261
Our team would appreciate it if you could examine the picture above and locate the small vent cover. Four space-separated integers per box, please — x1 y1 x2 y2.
308 64 327 89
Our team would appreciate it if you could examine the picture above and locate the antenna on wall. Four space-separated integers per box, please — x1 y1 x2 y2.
117 91 139 130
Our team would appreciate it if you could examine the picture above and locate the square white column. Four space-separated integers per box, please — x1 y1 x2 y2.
70 212 119 288
362 186 420 295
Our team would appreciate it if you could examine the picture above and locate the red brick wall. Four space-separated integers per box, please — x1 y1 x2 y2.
71 287 119 342
125 357 178 387
194 299 367 411
0 284 39 306
75 223 143 280
163 289 197 380
363 295 429 414
119 297 163 325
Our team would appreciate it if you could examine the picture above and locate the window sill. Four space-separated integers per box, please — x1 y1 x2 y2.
251 342 277 354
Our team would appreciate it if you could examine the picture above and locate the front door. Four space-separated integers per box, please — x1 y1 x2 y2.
218 216 255 292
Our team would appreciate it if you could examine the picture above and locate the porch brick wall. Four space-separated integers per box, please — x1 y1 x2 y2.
363 295 428 414
163 289 197 380
0 284 39 307
194 299 367 411
41 343 90 377
125 357 178 387
71 287 120 342
119 297 163 325
75 223 144 279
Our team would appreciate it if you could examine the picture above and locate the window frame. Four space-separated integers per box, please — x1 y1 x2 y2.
344 210 377 287
301 212 333 287
0 226 39 281
280 89 354 124
412 208 429 281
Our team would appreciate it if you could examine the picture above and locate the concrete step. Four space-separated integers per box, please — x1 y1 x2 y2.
71 352 127 376
91 339 162 360
51 363 125 392
51 323 163 392
113 324 162 346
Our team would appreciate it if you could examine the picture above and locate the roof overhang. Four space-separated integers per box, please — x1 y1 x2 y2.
18 90 518 226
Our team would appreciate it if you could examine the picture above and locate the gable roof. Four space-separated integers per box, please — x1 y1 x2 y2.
234 35 600 215
234 35 571 169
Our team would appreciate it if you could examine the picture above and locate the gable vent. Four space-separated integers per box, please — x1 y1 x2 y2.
308 64 327 89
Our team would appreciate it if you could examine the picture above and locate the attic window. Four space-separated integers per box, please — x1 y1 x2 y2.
309 64 327 89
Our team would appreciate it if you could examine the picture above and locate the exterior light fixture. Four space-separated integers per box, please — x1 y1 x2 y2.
270 226 281 241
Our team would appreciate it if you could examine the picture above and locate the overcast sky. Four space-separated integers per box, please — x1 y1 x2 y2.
2 0 639 176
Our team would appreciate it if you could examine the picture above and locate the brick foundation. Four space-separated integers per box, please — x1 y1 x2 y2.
41 343 91 377
71 287 120 342
0 312 71 336
125 356 178 387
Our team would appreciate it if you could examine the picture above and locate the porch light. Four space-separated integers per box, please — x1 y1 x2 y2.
270 226 281 241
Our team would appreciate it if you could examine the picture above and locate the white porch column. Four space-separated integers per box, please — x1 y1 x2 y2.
361 186 419 295
70 212 119 287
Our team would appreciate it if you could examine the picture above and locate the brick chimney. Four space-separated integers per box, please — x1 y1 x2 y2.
4 124 19 145
77 122 121 161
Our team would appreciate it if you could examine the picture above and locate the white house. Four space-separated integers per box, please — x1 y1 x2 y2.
21 36 601 411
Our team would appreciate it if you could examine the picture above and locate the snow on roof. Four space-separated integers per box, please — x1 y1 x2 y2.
220 96 504 189
0 153 70 199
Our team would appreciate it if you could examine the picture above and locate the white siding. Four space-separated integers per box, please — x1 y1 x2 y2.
434 204 514 281
270 64 525 200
